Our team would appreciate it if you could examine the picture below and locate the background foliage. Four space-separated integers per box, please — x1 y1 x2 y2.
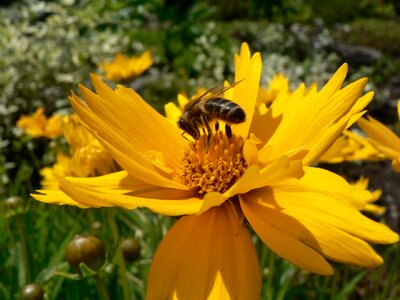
1 0 399 299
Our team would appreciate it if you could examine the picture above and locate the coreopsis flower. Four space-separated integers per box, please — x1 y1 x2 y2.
32 43 398 299
358 100 400 172
100 51 153 82
17 107 62 138
257 73 289 106
319 130 382 163
40 153 71 189
36 115 118 206
62 115 118 177
352 177 386 215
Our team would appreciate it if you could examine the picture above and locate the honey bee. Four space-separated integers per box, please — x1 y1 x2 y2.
178 81 245 142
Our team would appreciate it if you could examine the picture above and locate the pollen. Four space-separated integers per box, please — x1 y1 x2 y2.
179 131 247 194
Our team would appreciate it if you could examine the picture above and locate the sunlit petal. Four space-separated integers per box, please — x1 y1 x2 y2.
233 43 262 138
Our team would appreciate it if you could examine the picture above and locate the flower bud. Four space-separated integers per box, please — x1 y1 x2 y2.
20 283 44 300
5 196 23 210
121 238 141 263
90 221 103 232
65 234 105 273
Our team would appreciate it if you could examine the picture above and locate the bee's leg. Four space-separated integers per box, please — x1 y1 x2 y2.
201 115 212 148
214 121 220 132
181 132 189 141
225 124 232 139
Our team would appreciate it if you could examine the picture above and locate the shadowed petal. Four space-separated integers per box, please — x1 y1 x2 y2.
39 171 203 215
241 167 399 273
146 203 261 300
240 194 333 275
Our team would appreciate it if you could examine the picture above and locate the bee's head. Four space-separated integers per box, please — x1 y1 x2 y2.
178 118 200 140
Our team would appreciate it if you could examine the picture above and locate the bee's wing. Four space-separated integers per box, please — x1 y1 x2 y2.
185 79 245 110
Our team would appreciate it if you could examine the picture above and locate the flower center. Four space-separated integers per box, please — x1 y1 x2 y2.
179 131 247 194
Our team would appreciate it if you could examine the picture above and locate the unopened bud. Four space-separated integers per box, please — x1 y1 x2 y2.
20 283 44 300
65 234 105 273
90 221 103 232
121 238 141 263
6 196 23 210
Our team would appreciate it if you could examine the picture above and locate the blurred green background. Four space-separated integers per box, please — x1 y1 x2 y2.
1 0 399 299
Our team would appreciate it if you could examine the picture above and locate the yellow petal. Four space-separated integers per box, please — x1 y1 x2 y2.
240 194 333 275
231 156 304 195
282 206 385 267
146 203 261 300
258 64 370 165
242 190 388 270
243 139 259 165
233 43 262 138
59 171 202 215
346 92 374 128
31 189 89 208
364 203 386 215
70 90 187 190
398 100 400 119
318 63 348 100
89 74 186 165
245 167 399 244
393 158 400 172
270 167 371 210
197 156 304 214
358 116 400 157
164 102 182 125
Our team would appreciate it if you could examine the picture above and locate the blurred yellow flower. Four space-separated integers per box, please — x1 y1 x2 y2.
358 100 400 172
257 73 289 106
17 107 62 138
32 43 398 299
319 130 382 163
37 115 118 206
40 153 70 189
100 51 153 81
256 73 317 107
352 177 386 215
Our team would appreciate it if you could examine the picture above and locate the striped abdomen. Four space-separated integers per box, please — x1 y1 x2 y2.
204 98 246 124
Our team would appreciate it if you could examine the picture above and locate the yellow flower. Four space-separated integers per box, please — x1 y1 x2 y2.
358 100 400 172
352 177 386 215
257 73 289 106
17 107 62 138
40 153 71 189
32 43 398 299
37 115 118 206
319 130 382 163
256 73 317 108
62 115 118 177
100 51 153 81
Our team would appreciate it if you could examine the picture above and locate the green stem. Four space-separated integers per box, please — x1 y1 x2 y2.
26 142 41 172
265 247 275 300
94 274 110 300
106 209 130 300
16 214 31 284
